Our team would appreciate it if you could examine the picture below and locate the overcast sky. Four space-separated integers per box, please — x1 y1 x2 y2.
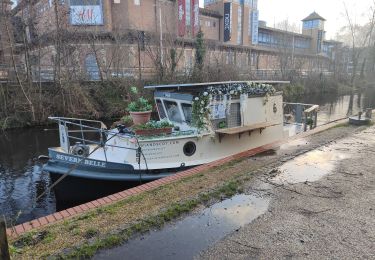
200 0 374 39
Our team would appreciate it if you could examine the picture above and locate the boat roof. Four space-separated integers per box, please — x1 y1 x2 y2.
144 80 290 90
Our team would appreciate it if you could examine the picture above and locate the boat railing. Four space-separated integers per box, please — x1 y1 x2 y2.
49 117 109 146
283 103 319 131
48 117 138 158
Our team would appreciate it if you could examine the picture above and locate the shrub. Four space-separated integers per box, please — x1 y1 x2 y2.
127 97 152 112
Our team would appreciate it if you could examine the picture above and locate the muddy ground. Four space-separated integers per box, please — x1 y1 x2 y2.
199 125 375 259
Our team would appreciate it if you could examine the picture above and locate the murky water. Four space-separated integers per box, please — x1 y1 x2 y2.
0 128 58 224
292 88 375 125
94 194 270 260
0 90 374 223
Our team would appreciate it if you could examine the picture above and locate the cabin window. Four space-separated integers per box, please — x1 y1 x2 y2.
156 99 167 119
181 103 192 124
164 100 183 123
227 103 241 128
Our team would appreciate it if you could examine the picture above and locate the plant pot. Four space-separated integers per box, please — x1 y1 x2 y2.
129 111 152 125
134 127 173 136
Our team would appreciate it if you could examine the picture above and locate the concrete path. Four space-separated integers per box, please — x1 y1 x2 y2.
200 125 375 259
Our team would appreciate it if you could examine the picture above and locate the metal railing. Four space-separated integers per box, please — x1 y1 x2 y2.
283 102 319 132
49 117 138 163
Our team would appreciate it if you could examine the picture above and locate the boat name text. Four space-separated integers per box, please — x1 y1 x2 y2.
55 154 107 168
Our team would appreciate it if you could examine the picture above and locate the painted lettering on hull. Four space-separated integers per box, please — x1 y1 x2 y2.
55 153 106 168
141 141 181 161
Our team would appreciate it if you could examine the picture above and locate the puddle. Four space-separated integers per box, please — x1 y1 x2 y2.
94 194 270 260
272 147 349 184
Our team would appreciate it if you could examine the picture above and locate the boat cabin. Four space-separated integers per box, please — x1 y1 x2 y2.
146 81 286 138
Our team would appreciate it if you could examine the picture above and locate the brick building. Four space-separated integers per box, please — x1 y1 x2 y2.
5 0 339 81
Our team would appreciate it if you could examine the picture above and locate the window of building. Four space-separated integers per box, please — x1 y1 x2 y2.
237 6 243 44
164 101 183 123
186 0 191 26
303 19 320 29
85 54 100 80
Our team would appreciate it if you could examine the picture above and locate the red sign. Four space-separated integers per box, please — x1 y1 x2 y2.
178 0 186 37
191 0 199 37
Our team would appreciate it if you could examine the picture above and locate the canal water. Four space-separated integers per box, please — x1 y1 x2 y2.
0 90 375 224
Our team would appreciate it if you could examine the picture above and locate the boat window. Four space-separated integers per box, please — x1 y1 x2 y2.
164 100 182 123
156 99 167 119
181 103 192 124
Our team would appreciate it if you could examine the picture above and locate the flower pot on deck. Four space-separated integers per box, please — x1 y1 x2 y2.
129 111 152 125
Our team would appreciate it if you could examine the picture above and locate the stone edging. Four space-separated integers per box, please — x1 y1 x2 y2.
6 117 350 238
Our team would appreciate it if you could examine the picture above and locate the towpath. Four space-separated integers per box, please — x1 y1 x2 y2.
94 125 375 259
200 125 375 259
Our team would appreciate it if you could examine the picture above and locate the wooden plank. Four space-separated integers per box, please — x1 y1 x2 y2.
0 220 10 260
304 105 319 113
215 122 280 135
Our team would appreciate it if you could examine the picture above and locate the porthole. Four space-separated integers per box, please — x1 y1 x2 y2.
183 141 196 157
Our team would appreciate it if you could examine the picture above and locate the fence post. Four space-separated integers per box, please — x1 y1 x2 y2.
0 220 10 260
314 111 318 128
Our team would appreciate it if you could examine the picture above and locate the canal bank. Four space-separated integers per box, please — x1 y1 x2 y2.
6 117 373 259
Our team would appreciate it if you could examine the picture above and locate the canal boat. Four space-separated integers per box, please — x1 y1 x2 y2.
43 81 289 201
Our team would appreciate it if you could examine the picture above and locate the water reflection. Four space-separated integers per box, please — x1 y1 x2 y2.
0 128 58 224
293 89 375 124
272 148 348 184
93 194 270 260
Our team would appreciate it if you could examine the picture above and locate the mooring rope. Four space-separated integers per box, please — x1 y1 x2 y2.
34 132 119 202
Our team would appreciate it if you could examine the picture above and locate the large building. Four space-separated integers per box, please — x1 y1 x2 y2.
2 0 340 81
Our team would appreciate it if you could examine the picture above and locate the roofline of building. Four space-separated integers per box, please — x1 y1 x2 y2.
302 12 326 21
258 25 312 39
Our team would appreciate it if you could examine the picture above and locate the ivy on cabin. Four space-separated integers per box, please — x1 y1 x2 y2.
191 82 276 130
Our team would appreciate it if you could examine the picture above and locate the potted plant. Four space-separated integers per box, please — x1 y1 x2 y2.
127 97 153 125
132 120 174 136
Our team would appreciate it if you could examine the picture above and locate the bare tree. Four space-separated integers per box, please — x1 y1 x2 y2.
275 21 296 80
342 0 375 88
3 0 36 122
